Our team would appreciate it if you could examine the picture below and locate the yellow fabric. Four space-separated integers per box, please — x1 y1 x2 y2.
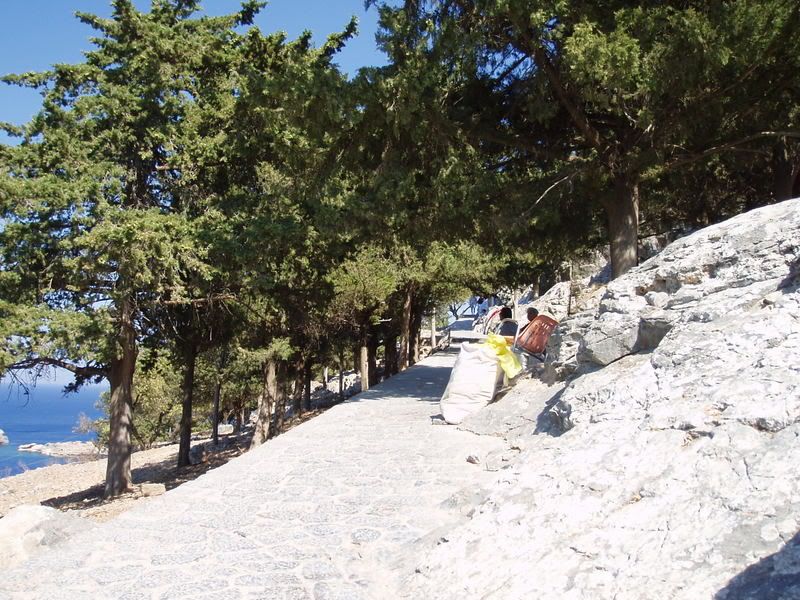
481 333 522 379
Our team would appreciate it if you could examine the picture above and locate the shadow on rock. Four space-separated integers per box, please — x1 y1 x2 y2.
715 530 800 600
778 255 800 294
534 386 571 436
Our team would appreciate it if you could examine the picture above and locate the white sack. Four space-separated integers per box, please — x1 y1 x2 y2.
440 342 502 424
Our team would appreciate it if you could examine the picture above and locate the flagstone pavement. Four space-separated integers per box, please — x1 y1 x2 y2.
0 350 506 600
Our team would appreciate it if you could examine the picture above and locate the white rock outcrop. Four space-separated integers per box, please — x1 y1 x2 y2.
0 429 8 445
17 441 101 458
519 250 613 323
397 199 800 600
529 280 572 321
0 505 92 569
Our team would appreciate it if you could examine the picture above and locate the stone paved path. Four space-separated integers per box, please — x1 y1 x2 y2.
0 351 505 600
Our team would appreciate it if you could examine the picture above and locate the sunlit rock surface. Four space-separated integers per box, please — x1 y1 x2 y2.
397 198 800 600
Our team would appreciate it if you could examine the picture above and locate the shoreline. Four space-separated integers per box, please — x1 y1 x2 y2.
17 440 103 460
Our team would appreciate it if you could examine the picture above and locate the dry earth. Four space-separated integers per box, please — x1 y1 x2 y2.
0 410 325 522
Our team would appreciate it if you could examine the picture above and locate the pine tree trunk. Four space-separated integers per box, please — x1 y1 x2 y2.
236 402 246 433
212 348 228 446
605 176 640 279
410 309 423 365
398 285 414 371
104 299 137 498
303 362 312 413
367 335 378 385
275 363 288 435
774 137 800 201
539 269 555 296
449 303 459 320
291 361 303 415
211 380 222 446
338 349 345 401
251 360 277 448
429 309 437 351
359 331 370 392
177 343 197 468
384 335 398 377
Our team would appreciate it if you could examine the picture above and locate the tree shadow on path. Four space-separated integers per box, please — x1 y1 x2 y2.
40 434 252 514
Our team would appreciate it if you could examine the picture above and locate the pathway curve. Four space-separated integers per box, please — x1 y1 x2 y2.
0 351 506 600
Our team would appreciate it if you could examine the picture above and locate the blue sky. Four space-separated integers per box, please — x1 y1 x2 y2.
0 0 389 134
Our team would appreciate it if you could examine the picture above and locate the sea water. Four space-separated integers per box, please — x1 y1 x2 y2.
0 383 105 478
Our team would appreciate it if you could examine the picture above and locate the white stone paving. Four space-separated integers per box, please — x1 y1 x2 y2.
0 351 505 600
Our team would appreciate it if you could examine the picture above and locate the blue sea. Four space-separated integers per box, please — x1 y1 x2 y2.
0 383 105 478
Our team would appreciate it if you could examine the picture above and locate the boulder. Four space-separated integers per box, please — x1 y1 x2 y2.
0 505 92 569
458 377 565 445
638 231 675 262
519 257 612 345
396 198 800 600
548 198 800 377
528 281 571 321
189 442 210 465
216 423 234 436
570 249 611 283
137 483 166 497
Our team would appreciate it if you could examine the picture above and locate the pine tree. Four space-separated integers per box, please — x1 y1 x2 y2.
0 0 262 496
370 0 800 277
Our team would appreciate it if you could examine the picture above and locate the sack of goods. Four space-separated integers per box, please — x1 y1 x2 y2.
440 334 522 425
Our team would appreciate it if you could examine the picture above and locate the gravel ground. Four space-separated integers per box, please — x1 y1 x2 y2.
0 436 246 521
0 410 326 522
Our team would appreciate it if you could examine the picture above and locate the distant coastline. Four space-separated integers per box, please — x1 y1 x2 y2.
0 383 105 477
18 441 102 459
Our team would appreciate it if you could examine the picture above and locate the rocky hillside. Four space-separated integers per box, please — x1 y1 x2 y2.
395 199 800 599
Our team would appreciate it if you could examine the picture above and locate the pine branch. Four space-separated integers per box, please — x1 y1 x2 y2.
6 357 106 378
521 168 584 218
663 130 800 173
523 39 604 151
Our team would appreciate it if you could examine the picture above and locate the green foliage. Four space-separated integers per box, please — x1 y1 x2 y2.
81 351 183 449
0 1 284 482
370 0 800 276
0 0 256 379
128 353 185 448
328 246 399 328
410 241 498 311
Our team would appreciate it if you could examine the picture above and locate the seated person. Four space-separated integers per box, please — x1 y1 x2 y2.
518 307 539 333
491 306 518 337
